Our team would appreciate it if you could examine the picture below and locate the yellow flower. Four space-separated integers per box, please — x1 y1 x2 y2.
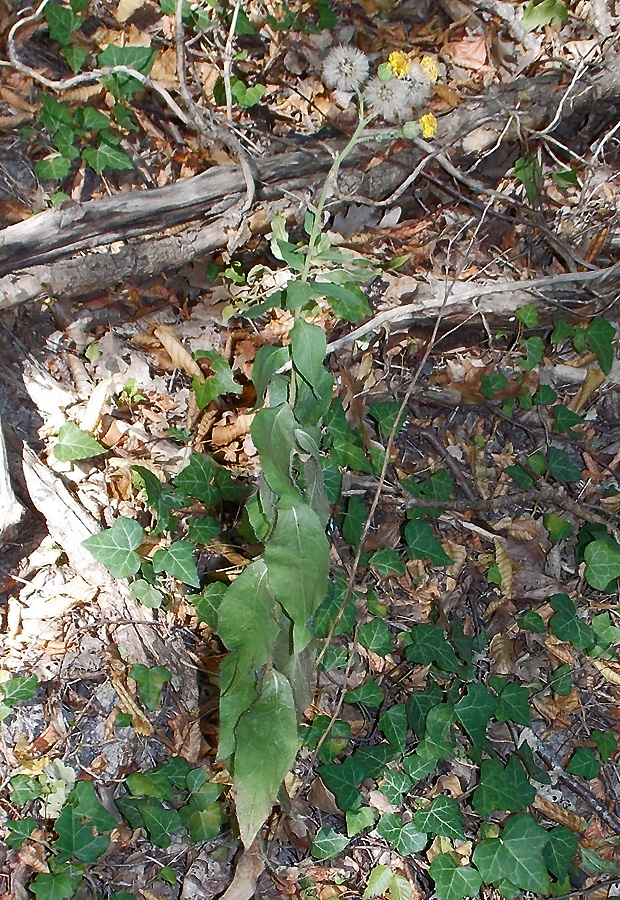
419 112 437 138
387 50 411 79
420 56 439 83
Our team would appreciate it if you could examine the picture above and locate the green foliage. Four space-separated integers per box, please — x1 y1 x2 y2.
429 855 482 900
522 0 568 30
514 156 543 205
52 422 106 461
310 826 350 859
83 517 144 578
0 674 38 721
473 814 550 894
129 664 171 710
193 349 242 409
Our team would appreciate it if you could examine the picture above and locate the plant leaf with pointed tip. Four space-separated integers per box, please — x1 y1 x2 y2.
53 422 106 461
82 517 144 578
429 854 482 900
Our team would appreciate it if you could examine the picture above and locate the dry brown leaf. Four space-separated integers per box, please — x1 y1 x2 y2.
495 516 540 541
211 413 255 447
150 48 178 89
115 0 148 21
219 840 265 900
533 794 586 831
63 84 104 103
489 633 514 674
443 35 488 69
574 365 606 412
494 538 513 600
154 325 203 380
591 657 620 685
109 661 153 736
18 842 49 873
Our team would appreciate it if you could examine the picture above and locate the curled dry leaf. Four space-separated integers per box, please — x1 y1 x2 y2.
574 364 606 412
489 633 514 675
115 0 148 22
211 413 255 447
154 325 203 380
533 794 586 832
494 538 513 600
590 657 620 685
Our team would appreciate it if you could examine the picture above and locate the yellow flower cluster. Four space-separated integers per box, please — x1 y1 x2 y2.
419 112 437 138
420 55 439 83
387 50 411 79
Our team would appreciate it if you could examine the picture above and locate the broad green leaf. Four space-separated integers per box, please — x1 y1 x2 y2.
380 771 413 805
566 747 600 779
547 446 582 482
192 349 242 408
76 107 110 132
424 705 457 757
406 682 444 734
264 499 330 652
152 541 200 587
35 154 72 181
549 593 595 649
534 384 559 405
310 825 350 860
344 680 384 707
234 669 299 846
506 464 534 488
379 703 408 753
217 650 257 761
543 513 573 543
126 770 174 802
369 401 407 438
522 0 568 32
517 336 544 371
403 469 455 504
0 674 38 709
551 404 584 434
364 865 394 898
405 624 460 673
585 317 615 374
53 422 106 461
358 618 394 656
179 801 225 841
402 749 440 781
405 520 453 565
98 44 156 71
191 582 227 628
324 400 372 474
342 495 367 548
132 465 184 535
301 714 351 764
10 774 44 804
592 612 620 649
174 453 220 507
543 826 578 879
54 801 110 863
45 3 81 45
252 344 289 402
369 548 406 577
377 814 427 855
414 796 465 841
472 813 550 894
291 318 327 395
69 782 116 831
217 560 278 667
518 609 546 632
129 664 170 711
312 579 356 638
591 728 617 761
584 540 620 591
429 854 482 900
82 517 144 578
389 875 414 900
251 405 298 497
321 280 371 322
139 798 182 847
317 756 363 811
480 371 508 398
319 644 349 670
516 303 539 328
493 680 531 726
6 816 37 849
61 44 88 73
31 871 82 900
473 755 536 817
82 141 133 173
455 683 496 759
346 805 376 837
130 579 163 609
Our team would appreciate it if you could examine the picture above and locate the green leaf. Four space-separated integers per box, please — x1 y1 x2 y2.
380 771 413 805
217 560 278 669
82 141 133 173
264 499 330 652
369 548 406 577
534 384 559 405
130 579 163 609
364 865 395 898
174 453 220 507
312 579 356 638
318 756 363 811
480 372 508 399
547 446 582 483
192 349 242 408
0 674 38 711
10 774 44 804
76 107 110 132
61 43 88 73
344 680 384 707
130 663 171 711
592 612 620 650
138 798 182 847
378 703 408 753
191 582 227 628
369 401 407 438
516 303 539 328
377 813 428 854
98 43 156 74
53 422 106 461
152 541 200 587
543 513 573 543
472 813 550 894
321 280 371 322
584 540 620 591
517 335 544 370
31 871 82 900
473 755 536 817
251 405 298 497
302 715 351 764
126 770 174 802
346 805 377 837
310 825 350 860
405 625 460 674
585 317 615 374
455 683 496 760
44 3 82 45
82 517 144 578
518 609 546 632
429 855 483 900
132 465 184 534
522 0 568 32
39 94 73 132
551 404 584 434
405 520 453 565
234 669 299 846
252 344 290 402
358 618 394 656
55 806 110 864
549 594 595 650
6 816 37 849
291 318 327 395
414 796 465 841
404 469 455 504
566 747 600 779
493 680 531 725
35 154 72 181
505 464 534 488
543 826 578 878
180 801 225 841
591 728 618 761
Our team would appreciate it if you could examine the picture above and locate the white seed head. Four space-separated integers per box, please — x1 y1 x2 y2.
364 76 412 122
322 46 370 92
405 62 432 108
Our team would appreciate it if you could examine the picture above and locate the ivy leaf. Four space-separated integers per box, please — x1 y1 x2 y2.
406 625 460 674
472 813 550 894
455 683 496 760
473 755 536 817
494 681 531 726
346 805 377 837
518 610 545 632
53 422 106 461
35 155 72 181
6 816 37 849
414 796 465 841
344 680 384 707
152 541 200 588
405 520 453 565
192 349 242 409
317 755 363 811
517 336 544 371
130 579 164 609
549 594 595 650
310 826 350 860
543 826 578 878
312 580 356 638
130 664 171 711
264 499 330 652
377 814 428 855
591 728 617 761
31 871 82 900
358 618 394 656
82 141 133 174
566 747 600 779
364 865 395 898
234 669 299 847
543 513 573 543
82 517 144 578
522 0 568 29
138 798 182 848
44 3 81 45
191 582 227 629
0 674 38 711
585 317 615 374
10 774 44 804
547 446 582 483
55 800 111 863
380 771 413 805
379 704 408 753
429 854 482 900
584 540 620 591
369 548 406 577
179 802 225 841
126 770 174 802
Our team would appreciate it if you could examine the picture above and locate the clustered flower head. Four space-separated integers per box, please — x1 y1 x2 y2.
387 50 411 79
322 45 370 92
